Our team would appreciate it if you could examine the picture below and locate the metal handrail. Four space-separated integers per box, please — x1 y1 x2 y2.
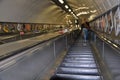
93 30 120 54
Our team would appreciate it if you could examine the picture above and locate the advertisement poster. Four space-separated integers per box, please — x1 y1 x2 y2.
94 21 97 30
101 16 106 32
31 24 35 31
3 24 10 33
0 24 2 32
17 24 23 32
25 24 31 31
104 14 108 33
114 7 120 36
99 18 102 31
13 24 18 32
8 24 16 32
96 19 99 30
108 11 114 34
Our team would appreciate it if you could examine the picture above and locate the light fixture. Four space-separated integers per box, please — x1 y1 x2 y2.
69 9 71 12
71 12 74 14
75 7 89 11
65 5 69 9
76 11 89 16
90 10 97 13
75 20 77 23
107 40 111 43
73 14 78 19
113 44 118 48
58 0 64 4
53 0 78 19
104 38 107 40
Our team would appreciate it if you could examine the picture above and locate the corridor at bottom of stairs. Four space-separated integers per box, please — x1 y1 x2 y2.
50 40 103 80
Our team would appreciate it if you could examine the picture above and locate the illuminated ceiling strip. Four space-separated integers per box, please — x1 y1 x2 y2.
65 5 69 9
107 40 111 43
112 44 118 48
77 11 89 16
71 12 73 14
57 0 78 19
104 38 107 40
69 9 71 12
58 0 64 4
75 7 89 11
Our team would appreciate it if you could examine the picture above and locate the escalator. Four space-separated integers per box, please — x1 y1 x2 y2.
50 39 103 80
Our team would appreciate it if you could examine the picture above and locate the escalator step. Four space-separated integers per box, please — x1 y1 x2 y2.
71 48 91 50
64 58 95 62
61 63 97 68
70 48 91 50
64 57 95 61
66 54 93 58
50 40 101 80
70 50 91 52
69 51 92 53
54 74 101 80
57 67 99 75
63 60 95 64
70 46 90 48
68 52 92 55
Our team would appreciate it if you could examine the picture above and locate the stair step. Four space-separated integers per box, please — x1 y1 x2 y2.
70 51 92 53
55 74 101 80
68 52 93 55
61 63 97 68
66 54 93 58
65 57 95 61
63 60 95 63
70 50 91 52
57 67 99 75
64 58 95 62
50 40 101 80
70 48 91 50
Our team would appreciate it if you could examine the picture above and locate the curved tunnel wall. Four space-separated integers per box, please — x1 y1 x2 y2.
0 0 119 24
0 0 69 24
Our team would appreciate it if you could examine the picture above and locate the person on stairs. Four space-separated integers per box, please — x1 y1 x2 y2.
81 18 90 46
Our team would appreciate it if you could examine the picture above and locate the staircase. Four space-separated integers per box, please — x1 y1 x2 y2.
50 40 102 80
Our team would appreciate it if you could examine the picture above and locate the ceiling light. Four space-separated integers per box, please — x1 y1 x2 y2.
58 0 64 4
107 40 111 43
77 11 89 16
75 20 77 23
104 38 107 40
90 10 97 13
113 44 118 48
65 5 69 9
75 7 89 11
88 14 96 20
69 9 71 12
71 12 73 14
72 14 78 19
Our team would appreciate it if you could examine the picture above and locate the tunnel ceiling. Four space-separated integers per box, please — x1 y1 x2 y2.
66 0 120 21
0 0 119 24
0 0 69 24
